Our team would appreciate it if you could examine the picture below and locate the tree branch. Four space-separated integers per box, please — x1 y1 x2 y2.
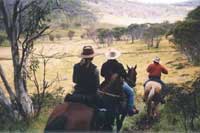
26 26 49 44
0 65 16 102
19 26 49 72
13 0 20 23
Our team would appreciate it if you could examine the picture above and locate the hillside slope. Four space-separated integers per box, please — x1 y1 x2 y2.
84 0 199 25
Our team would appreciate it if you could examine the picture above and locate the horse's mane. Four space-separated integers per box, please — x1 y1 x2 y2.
100 74 124 96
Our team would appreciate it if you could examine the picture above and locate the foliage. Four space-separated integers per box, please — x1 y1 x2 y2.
0 0 65 120
171 20 200 65
187 6 200 21
168 6 200 65
96 28 112 44
112 27 127 41
158 79 200 131
0 87 65 131
143 24 167 48
127 24 140 43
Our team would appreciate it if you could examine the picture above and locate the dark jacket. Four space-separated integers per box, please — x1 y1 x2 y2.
101 60 127 80
73 63 99 95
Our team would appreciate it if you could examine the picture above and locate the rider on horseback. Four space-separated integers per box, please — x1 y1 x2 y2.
72 45 100 102
101 49 139 116
144 56 168 104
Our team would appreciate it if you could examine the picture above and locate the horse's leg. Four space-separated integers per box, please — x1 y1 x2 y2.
147 100 152 120
153 102 160 119
116 114 126 132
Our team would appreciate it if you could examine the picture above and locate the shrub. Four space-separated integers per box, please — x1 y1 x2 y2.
49 34 55 42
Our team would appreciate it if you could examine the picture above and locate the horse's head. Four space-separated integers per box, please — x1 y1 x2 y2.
126 65 137 88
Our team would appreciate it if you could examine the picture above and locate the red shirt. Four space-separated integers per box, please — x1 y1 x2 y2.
147 63 168 78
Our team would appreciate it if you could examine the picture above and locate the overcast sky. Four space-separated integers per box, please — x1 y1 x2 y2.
130 0 191 4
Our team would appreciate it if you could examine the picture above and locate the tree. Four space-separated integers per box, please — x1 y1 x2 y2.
0 0 60 120
68 30 75 40
96 28 113 46
172 20 200 64
187 6 200 21
112 27 127 41
168 6 200 65
127 24 139 43
143 24 166 48
85 27 98 46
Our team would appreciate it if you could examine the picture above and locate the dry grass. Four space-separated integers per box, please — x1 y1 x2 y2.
1 33 199 131
0 35 199 96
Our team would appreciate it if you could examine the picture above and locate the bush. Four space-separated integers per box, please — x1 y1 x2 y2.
49 34 55 42
159 79 200 131
31 87 65 109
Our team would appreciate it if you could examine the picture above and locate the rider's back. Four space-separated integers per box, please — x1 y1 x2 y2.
147 63 168 78
73 62 99 95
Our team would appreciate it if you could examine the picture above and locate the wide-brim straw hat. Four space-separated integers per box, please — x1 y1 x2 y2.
105 49 121 60
153 56 160 63
80 45 97 58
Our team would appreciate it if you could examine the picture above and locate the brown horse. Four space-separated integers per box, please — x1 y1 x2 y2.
44 75 123 132
144 81 162 120
44 65 137 132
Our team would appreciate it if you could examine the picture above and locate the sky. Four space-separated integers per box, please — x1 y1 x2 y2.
130 0 192 4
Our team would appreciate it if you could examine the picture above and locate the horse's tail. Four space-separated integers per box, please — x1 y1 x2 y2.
147 87 155 104
146 87 155 118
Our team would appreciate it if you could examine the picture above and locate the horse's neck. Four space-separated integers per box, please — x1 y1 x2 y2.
100 79 123 95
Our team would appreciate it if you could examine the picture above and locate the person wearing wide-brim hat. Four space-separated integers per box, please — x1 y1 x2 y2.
73 45 99 96
144 56 168 104
101 49 139 116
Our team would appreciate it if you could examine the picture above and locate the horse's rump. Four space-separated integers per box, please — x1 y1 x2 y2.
45 102 94 131
144 81 162 101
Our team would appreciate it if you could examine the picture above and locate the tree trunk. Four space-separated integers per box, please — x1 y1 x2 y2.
10 34 34 118
131 35 134 44
150 37 154 47
0 86 16 119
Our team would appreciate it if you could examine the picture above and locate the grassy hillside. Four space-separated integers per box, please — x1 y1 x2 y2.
0 31 199 131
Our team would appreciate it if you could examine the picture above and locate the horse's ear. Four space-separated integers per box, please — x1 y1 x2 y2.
134 65 137 69
127 65 130 70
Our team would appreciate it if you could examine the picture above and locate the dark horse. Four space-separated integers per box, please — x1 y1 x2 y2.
44 65 137 132
115 65 137 131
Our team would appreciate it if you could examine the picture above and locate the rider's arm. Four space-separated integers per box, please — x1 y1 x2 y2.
161 65 168 74
147 64 152 73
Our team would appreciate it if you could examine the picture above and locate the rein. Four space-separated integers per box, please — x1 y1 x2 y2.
97 90 121 98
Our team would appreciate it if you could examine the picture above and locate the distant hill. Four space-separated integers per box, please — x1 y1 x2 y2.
83 0 200 25
174 0 200 7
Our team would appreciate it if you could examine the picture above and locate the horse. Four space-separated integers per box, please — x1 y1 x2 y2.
143 81 162 121
115 65 137 132
44 74 124 132
44 65 137 132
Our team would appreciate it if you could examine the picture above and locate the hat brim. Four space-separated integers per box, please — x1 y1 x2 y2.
153 59 160 63
105 51 121 60
79 53 97 58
